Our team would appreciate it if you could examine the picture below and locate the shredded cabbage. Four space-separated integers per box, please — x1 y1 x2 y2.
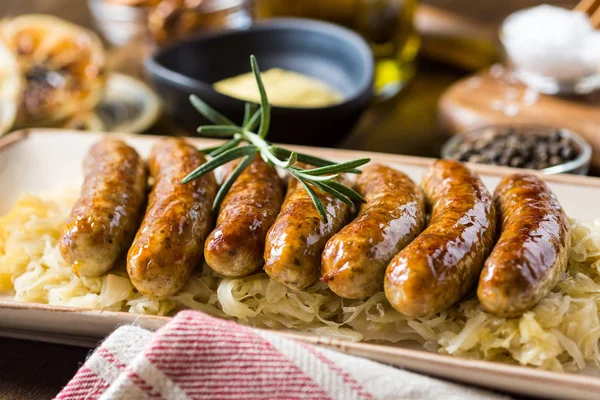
1 190 600 372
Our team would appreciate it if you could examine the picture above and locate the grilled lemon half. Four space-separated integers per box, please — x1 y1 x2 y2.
0 15 107 127
0 40 22 134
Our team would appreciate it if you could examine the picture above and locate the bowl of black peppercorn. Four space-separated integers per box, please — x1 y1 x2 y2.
441 124 592 175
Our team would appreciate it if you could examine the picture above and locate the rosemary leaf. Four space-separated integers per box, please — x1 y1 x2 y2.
293 172 339 182
209 136 242 157
313 181 353 206
299 158 370 176
198 136 241 155
327 181 366 203
244 108 261 131
198 144 222 154
271 147 362 174
197 125 243 138
212 154 255 213
282 151 298 168
258 150 272 166
250 55 271 139
296 177 328 222
190 95 235 126
243 103 258 126
182 145 258 184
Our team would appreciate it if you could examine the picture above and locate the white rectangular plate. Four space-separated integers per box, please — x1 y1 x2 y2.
1 129 600 400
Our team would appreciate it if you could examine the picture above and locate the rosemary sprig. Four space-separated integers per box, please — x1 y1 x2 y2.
182 55 370 221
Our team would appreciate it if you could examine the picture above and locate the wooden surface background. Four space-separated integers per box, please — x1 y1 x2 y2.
0 1 578 398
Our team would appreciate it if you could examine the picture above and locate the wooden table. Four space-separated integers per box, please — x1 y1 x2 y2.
0 1 578 398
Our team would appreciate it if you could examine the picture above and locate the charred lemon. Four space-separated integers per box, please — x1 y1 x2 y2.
0 40 22 134
0 15 107 127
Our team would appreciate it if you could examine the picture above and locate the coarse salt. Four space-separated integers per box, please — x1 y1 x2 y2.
504 88 519 100
490 64 505 78
466 77 482 88
502 103 520 117
502 5 599 81
522 88 539 106
490 100 504 111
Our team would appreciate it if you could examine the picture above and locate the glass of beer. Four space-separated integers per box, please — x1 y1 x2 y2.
253 0 420 99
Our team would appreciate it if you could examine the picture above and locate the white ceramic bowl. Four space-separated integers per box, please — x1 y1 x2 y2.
500 6 600 95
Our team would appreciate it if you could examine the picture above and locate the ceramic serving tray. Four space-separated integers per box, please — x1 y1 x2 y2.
1 129 600 400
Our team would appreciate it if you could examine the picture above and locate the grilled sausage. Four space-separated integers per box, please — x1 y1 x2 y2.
127 138 217 299
204 156 284 277
477 173 571 317
264 167 352 290
59 138 147 277
385 160 496 317
321 164 426 299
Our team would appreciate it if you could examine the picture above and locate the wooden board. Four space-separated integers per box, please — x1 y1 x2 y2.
1 129 600 400
438 68 600 173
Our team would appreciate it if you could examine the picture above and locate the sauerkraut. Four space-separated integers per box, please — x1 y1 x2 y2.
1 189 600 372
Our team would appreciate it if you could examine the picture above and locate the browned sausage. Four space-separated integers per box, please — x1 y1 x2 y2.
385 160 496 317
321 164 426 299
204 156 284 277
477 173 571 317
59 138 147 277
127 137 217 299
264 167 352 290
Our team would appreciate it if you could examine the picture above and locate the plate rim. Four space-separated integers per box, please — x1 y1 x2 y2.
4 128 600 188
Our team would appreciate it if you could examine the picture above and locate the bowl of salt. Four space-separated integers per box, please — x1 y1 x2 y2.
501 5 600 95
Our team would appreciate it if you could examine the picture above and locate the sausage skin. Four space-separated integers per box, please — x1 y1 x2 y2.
385 160 496 317
127 138 217 299
59 138 147 277
321 164 426 299
264 167 352 290
204 156 284 277
477 173 571 317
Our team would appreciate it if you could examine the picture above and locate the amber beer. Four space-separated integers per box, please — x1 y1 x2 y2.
253 0 420 98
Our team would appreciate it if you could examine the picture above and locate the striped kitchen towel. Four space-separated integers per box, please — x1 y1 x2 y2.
55 310 509 400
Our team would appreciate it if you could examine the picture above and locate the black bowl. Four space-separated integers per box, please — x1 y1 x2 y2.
144 18 374 146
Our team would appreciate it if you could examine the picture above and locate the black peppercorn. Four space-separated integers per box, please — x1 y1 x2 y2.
445 127 581 171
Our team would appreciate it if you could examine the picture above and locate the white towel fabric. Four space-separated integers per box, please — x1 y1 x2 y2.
55 310 511 400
